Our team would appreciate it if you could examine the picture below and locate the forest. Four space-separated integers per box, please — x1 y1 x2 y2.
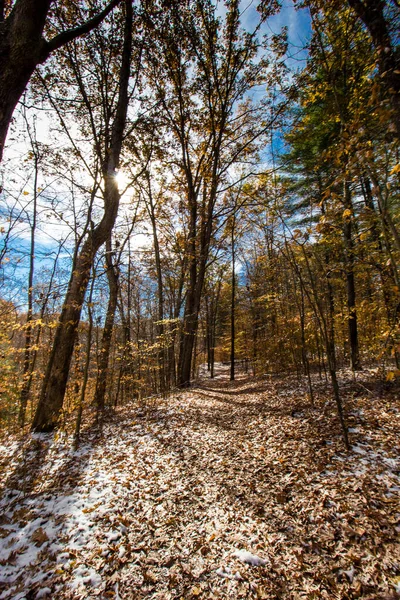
0 0 399 598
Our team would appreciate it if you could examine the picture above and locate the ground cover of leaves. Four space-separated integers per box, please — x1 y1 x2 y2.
0 366 399 599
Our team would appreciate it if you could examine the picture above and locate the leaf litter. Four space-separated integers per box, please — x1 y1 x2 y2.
0 365 399 599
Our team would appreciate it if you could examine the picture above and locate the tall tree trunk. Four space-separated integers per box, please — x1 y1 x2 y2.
209 274 222 378
177 182 217 387
93 238 119 413
18 147 38 427
206 297 211 371
299 285 314 405
31 0 132 431
284 237 349 450
145 179 166 392
73 269 95 450
230 216 236 381
178 253 210 387
343 179 360 370
178 298 199 387
178 194 200 388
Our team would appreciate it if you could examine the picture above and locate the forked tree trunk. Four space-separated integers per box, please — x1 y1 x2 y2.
178 247 210 387
31 202 117 431
178 197 200 388
31 0 132 432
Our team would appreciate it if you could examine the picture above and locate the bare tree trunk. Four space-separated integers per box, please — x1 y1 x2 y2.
178 305 199 388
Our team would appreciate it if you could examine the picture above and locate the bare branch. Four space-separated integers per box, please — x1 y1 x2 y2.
44 0 122 58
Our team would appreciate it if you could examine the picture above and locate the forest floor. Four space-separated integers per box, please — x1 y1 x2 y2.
0 365 399 600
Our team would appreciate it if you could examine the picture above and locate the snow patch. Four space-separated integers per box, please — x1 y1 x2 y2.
233 549 267 566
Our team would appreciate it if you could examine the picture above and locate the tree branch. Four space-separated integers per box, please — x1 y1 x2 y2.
43 0 122 58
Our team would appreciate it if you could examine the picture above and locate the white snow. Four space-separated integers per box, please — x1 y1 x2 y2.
35 588 52 598
233 549 267 566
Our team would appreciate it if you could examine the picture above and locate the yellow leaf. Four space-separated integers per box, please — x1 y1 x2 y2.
23 191 29 196
390 164 400 175
191 587 202 596
343 209 352 219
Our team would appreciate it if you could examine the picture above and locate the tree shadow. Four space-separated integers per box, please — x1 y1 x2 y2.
0 429 94 519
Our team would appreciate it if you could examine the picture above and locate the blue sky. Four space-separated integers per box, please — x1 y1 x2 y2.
237 0 312 71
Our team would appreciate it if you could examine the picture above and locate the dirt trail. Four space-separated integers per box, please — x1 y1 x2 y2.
0 367 399 599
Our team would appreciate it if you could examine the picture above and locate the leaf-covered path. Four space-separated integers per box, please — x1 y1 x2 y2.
1 367 399 599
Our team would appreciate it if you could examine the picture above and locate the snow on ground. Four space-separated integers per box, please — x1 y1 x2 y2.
0 368 399 599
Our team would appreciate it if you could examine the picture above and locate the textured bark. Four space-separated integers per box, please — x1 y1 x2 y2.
31 0 132 431
0 0 121 161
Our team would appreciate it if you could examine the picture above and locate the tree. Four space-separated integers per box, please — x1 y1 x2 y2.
32 0 134 431
0 0 123 162
143 0 282 387
346 0 400 139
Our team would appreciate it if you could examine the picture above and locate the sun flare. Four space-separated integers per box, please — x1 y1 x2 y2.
115 170 129 190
